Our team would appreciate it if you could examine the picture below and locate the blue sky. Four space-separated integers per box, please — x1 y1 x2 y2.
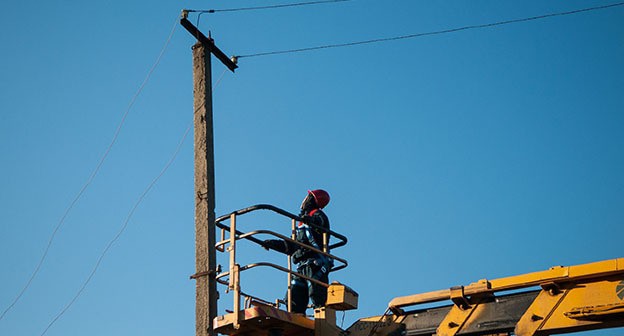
1 1 623 335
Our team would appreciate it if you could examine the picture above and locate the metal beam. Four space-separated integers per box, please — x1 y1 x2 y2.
389 258 624 313
180 17 238 72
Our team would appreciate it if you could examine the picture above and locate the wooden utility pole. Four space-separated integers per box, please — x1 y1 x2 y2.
181 11 238 336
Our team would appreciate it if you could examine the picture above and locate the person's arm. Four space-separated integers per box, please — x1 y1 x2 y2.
261 239 298 254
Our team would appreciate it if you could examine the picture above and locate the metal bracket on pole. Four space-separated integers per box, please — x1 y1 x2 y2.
180 12 238 72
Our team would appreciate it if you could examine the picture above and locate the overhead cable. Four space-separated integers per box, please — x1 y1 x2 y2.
187 0 351 14
0 16 178 323
236 1 624 59
40 120 191 336
39 68 230 336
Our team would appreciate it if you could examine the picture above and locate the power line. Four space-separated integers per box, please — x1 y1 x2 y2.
0 16 178 323
192 0 353 27
236 1 624 59
39 68 230 335
40 119 192 336
187 0 351 14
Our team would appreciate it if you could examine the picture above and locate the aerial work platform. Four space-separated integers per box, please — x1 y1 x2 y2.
214 282 359 336
209 204 356 336
205 204 623 336
214 303 314 336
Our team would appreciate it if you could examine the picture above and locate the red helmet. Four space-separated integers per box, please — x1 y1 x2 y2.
308 189 330 209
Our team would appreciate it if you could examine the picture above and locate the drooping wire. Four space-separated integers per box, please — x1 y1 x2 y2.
187 0 351 14
0 16 179 323
39 68 230 336
39 118 192 336
236 1 624 59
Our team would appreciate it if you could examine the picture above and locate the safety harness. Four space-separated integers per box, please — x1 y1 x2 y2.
297 209 334 279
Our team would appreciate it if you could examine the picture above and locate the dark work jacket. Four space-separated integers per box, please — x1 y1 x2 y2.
263 209 331 264
292 208 330 264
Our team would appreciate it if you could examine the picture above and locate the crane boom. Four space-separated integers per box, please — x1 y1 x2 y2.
349 258 624 336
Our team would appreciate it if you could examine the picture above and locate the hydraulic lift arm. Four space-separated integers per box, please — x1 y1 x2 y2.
349 258 624 336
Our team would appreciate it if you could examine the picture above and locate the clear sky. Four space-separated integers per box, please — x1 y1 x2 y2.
1 1 623 335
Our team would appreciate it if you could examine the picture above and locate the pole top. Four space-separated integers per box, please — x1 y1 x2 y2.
180 16 238 72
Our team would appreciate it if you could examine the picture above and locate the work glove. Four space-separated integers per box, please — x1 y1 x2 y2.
262 239 288 254
259 240 270 251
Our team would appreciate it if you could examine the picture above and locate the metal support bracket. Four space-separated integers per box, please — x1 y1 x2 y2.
450 286 471 310
190 270 215 280
437 295 479 336
180 15 238 72
540 281 562 295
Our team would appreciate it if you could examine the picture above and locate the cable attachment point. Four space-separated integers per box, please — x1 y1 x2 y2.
190 269 216 280
181 9 189 19
230 56 239 65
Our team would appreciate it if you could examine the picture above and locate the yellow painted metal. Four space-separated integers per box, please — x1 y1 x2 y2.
449 286 471 309
565 303 624 319
388 289 449 313
389 258 624 312
515 288 568 335
217 228 226 252
228 213 237 291
213 303 314 336
314 307 344 336
326 283 359 310
486 258 622 292
232 264 241 330
436 301 478 336
346 314 405 336
212 300 349 336
228 213 240 329
519 277 624 335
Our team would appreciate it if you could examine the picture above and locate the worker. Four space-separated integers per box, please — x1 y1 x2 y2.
262 189 333 314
